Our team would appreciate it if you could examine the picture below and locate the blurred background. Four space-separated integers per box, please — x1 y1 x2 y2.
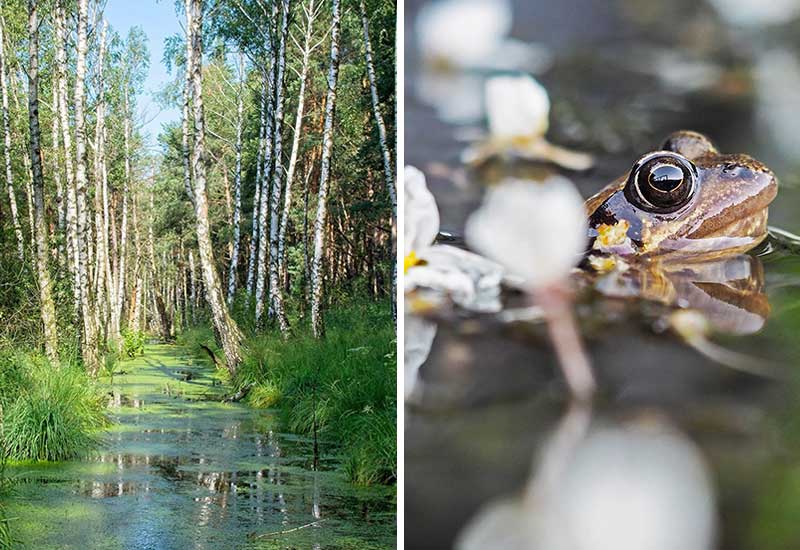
405 0 800 548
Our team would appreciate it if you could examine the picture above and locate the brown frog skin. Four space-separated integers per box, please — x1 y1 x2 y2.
585 131 778 260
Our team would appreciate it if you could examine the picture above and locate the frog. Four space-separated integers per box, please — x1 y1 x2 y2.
584 130 778 260
579 131 777 336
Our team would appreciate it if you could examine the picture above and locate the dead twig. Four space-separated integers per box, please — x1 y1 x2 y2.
250 519 327 540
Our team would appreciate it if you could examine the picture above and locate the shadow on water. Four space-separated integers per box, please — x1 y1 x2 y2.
7 345 394 550
406 0 800 549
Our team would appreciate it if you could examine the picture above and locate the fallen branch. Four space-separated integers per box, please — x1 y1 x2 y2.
198 344 220 368
250 519 327 540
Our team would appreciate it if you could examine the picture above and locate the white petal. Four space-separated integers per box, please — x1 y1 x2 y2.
458 420 716 550
546 424 716 550
405 245 503 313
465 176 587 288
420 245 504 311
415 69 486 125
404 166 440 254
404 312 438 400
486 74 550 141
707 0 800 26
415 0 512 68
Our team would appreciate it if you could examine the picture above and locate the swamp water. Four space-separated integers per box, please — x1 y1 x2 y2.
406 0 800 548
6 345 394 549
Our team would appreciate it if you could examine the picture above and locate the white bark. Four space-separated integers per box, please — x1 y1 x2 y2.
0 18 24 261
246 70 268 297
310 0 341 338
255 29 277 327
27 0 59 366
277 0 318 289
93 21 109 338
267 0 291 334
226 52 246 305
187 0 243 372
55 0 80 317
75 0 100 373
360 0 397 317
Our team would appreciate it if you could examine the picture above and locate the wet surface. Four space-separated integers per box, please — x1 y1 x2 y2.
406 1 800 549
7 345 394 549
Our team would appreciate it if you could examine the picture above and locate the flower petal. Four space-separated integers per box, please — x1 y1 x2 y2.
415 0 512 68
405 166 441 254
486 74 550 141
465 176 588 288
407 245 503 312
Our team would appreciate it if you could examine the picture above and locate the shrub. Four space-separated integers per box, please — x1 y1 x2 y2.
248 381 282 409
121 329 146 358
2 363 107 462
232 299 397 485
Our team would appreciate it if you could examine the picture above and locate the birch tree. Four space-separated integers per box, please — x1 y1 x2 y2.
0 17 24 261
27 0 59 365
55 0 80 318
74 0 101 373
360 0 396 318
187 0 243 371
277 0 321 287
310 0 341 338
267 0 291 334
246 69 268 297
226 51 245 305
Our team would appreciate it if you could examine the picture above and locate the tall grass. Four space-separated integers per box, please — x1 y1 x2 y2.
0 350 107 462
0 458 13 549
184 300 397 485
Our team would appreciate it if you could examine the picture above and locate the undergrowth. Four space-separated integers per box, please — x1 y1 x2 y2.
0 348 108 462
180 300 397 485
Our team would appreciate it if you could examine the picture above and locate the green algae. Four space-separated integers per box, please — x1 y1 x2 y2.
6 344 395 549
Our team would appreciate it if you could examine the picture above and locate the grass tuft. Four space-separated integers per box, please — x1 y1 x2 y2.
1 358 107 462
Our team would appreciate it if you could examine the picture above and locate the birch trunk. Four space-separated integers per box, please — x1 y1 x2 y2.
246 70 268 297
226 52 245 305
310 0 341 338
27 0 59 366
93 22 109 339
359 0 397 317
51 86 66 265
187 0 243 372
9 71 35 254
148 171 172 340
267 0 291 334
277 0 317 290
55 0 80 317
0 18 24 261
255 37 277 327
74 0 100 373
181 37 195 208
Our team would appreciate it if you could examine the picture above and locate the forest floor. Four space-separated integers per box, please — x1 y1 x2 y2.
4 344 394 549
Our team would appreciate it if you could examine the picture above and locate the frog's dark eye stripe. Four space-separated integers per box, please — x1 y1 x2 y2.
626 151 697 213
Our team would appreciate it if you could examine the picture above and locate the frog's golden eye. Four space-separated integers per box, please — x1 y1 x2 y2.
626 151 697 213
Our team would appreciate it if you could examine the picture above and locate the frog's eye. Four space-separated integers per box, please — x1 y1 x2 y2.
626 151 697 213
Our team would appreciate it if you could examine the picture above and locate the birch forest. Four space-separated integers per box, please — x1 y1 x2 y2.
0 0 396 545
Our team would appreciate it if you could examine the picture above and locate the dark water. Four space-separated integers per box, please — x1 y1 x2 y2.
406 1 800 548
7 345 394 549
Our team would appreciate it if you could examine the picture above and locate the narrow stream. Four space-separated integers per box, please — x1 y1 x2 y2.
6 345 394 549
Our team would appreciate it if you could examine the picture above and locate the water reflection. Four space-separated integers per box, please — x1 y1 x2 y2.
458 405 717 550
591 253 769 335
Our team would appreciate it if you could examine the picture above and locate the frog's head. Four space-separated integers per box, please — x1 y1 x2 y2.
586 131 778 259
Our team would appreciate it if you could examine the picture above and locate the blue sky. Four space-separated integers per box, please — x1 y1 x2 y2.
105 0 181 146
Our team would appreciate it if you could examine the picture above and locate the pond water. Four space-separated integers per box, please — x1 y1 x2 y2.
6 345 394 549
406 0 800 548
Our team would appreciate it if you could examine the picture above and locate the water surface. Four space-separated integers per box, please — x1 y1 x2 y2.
8 345 394 549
